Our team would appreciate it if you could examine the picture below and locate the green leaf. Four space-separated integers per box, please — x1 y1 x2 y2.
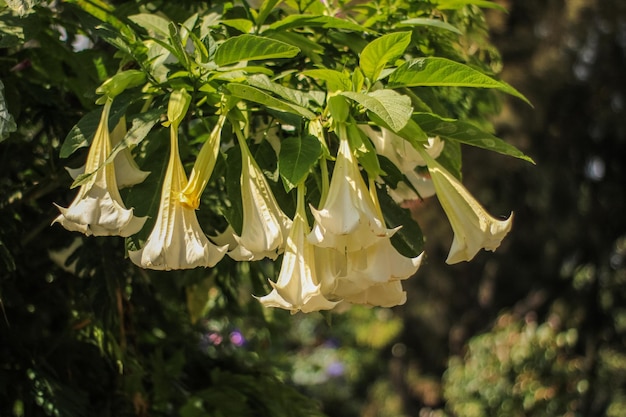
225 83 316 119
264 14 370 33
434 0 507 12
0 80 16 142
389 57 530 104
279 134 322 192
340 90 412 132
300 69 352 92
248 74 320 108
396 18 462 35
221 19 254 34
376 185 424 257
214 35 300 66
255 0 281 29
359 31 412 82
128 13 170 37
414 112 535 163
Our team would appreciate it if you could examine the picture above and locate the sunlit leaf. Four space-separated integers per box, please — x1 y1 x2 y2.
301 69 352 92
359 31 412 82
396 18 462 35
214 35 300 66
225 83 315 119
341 90 413 132
0 81 16 142
389 57 530 104
414 112 535 163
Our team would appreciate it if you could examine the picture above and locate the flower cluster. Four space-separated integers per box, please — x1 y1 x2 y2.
54 84 514 313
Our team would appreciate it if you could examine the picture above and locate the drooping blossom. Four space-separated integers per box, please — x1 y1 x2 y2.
227 130 292 261
308 127 396 253
257 184 338 313
322 180 424 307
129 90 227 270
419 150 513 264
53 99 146 236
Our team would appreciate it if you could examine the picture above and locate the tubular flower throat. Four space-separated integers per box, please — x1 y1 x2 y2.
421 150 513 264
257 184 338 314
129 90 227 270
227 131 292 261
53 99 146 237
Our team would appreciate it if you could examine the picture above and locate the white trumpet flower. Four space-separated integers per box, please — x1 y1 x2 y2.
257 185 339 313
308 129 395 252
331 181 424 305
228 131 292 261
53 99 146 237
129 90 227 270
420 151 513 264
341 280 408 308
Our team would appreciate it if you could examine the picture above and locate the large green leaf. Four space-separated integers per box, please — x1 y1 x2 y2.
395 18 462 35
214 35 300 66
359 31 412 82
414 112 535 163
248 74 322 108
264 14 370 33
279 134 322 192
341 90 412 132
388 57 530 104
300 69 352 92
225 83 316 119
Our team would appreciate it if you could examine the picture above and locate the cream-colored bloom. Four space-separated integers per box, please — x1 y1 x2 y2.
129 90 227 270
228 132 292 261
257 185 338 313
328 181 424 306
53 99 146 236
110 115 150 188
308 129 395 252
421 151 513 264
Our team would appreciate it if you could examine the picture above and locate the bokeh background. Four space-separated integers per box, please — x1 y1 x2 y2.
1 0 625 416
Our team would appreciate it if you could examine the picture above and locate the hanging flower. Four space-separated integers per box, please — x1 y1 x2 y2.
53 99 146 237
227 130 292 261
257 184 338 313
129 90 227 270
327 180 424 307
308 128 395 253
420 151 513 264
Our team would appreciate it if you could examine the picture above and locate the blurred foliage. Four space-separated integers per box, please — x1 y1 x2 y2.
2 0 625 417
